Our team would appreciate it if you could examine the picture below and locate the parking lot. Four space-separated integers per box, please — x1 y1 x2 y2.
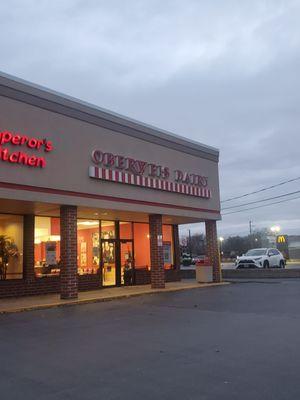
1 280 300 399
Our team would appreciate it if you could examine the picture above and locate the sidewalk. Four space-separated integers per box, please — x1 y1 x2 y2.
0 280 228 314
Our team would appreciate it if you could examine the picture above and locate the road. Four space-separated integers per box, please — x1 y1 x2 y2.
1 280 300 399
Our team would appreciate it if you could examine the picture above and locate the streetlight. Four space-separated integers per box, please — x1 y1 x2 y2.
270 225 281 234
219 237 224 258
270 226 280 247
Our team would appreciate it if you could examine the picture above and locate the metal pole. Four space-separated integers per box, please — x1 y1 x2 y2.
188 229 192 256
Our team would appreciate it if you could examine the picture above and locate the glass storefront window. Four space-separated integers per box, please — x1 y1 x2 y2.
163 225 174 269
77 219 100 275
120 222 132 240
34 217 60 277
101 221 115 239
121 241 134 285
102 241 116 286
0 214 23 280
133 223 150 270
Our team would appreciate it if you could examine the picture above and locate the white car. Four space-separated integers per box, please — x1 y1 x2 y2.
236 248 285 269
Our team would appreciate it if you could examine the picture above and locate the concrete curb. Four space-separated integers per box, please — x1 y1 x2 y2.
0 282 229 315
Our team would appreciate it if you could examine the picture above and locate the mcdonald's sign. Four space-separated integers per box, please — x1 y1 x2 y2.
277 235 286 243
276 235 289 259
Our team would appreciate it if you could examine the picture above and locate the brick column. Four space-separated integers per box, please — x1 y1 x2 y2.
205 220 222 282
149 214 165 289
172 224 181 271
60 205 78 299
23 214 35 281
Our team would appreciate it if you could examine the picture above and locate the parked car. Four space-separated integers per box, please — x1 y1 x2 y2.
236 248 285 269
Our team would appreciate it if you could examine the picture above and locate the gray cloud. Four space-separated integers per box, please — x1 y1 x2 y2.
1 0 300 237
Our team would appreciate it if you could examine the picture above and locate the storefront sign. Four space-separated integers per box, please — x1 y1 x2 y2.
89 150 211 199
0 130 53 168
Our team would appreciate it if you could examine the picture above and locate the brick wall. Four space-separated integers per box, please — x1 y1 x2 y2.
165 269 180 282
78 273 102 291
0 274 105 299
60 205 78 299
149 214 165 289
0 277 60 298
205 220 222 282
134 269 151 285
23 214 35 281
172 224 181 272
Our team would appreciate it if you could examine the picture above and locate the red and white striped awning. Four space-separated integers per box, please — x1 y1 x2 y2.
89 166 211 199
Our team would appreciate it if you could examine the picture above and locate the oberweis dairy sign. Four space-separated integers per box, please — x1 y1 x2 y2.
89 150 211 199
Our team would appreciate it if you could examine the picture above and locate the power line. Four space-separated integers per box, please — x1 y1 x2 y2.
222 194 300 216
221 176 300 203
222 189 300 210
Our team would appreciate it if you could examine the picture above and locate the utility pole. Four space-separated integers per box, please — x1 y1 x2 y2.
249 220 254 249
188 229 192 256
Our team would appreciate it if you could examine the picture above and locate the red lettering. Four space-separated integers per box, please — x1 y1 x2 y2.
2 148 9 160
135 160 147 175
20 135 29 145
182 172 190 184
17 152 28 164
35 139 44 149
115 155 125 169
27 156 37 166
35 157 46 168
162 167 170 179
92 150 103 164
28 138 38 148
11 135 21 145
199 176 208 187
0 130 52 168
1 131 12 144
8 152 19 163
45 140 53 152
175 170 183 182
103 153 115 167
125 158 136 173
148 164 158 177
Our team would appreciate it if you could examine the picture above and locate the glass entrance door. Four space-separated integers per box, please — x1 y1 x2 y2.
101 241 116 286
101 237 134 287
120 241 134 285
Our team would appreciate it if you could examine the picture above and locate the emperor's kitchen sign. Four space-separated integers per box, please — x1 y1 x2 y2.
0 130 53 168
89 150 211 199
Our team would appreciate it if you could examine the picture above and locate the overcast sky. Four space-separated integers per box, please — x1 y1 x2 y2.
1 0 300 237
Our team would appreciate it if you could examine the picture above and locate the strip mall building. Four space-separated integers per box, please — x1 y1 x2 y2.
0 72 221 299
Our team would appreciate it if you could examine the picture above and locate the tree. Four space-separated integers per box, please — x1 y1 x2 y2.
222 229 272 258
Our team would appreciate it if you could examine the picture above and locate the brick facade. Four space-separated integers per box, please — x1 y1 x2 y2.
205 220 222 282
23 214 35 282
134 269 151 285
149 214 165 289
172 224 181 272
0 275 105 299
0 211 181 299
60 205 78 299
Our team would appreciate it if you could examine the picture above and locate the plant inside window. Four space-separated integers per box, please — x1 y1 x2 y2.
0 235 19 280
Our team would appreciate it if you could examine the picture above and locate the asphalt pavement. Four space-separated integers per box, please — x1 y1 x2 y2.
1 280 300 399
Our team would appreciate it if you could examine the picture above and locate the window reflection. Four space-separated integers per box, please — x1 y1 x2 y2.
0 214 23 280
34 217 60 277
162 225 174 269
133 223 150 270
101 221 115 239
77 219 99 275
120 222 132 239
